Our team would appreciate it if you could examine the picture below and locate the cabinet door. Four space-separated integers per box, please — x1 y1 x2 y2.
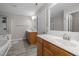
27 32 37 44
43 47 54 56
44 40 73 56
37 37 43 56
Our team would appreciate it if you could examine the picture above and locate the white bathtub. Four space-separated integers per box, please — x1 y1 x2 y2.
0 34 11 56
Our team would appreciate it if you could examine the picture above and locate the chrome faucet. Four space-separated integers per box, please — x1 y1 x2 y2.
63 33 70 40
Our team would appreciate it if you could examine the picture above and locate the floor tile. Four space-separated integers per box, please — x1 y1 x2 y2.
7 40 37 56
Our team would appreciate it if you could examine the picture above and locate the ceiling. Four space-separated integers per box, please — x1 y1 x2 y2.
50 3 79 18
0 3 45 16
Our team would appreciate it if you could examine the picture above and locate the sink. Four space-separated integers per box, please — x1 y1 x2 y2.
38 34 79 47
70 40 79 46
56 39 77 47
27 30 37 32
44 35 63 39
41 35 77 47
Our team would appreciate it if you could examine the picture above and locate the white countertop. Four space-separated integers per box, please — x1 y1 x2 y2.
26 30 37 32
37 34 79 56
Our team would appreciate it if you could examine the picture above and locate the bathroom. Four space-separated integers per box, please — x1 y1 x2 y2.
0 2 79 57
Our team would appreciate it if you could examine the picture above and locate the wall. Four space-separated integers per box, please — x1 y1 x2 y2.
0 11 33 41
11 15 32 40
36 3 52 34
37 9 46 34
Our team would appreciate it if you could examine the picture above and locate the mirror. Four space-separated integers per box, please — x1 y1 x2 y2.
49 4 64 31
68 11 79 32
49 3 79 32
64 3 79 32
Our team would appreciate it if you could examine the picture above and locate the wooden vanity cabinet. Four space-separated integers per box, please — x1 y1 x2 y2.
43 47 54 56
43 40 73 56
37 37 74 56
37 37 43 56
27 32 37 44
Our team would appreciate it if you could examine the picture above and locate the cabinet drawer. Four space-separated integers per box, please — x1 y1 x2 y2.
43 40 73 56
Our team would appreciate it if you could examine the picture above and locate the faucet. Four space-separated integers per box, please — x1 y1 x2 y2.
63 33 70 40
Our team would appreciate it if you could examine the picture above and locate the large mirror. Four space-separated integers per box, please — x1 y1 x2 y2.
49 3 79 32
50 3 65 31
64 3 79 32
68 11 79 32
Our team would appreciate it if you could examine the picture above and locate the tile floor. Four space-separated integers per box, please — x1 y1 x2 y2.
7 40 37 56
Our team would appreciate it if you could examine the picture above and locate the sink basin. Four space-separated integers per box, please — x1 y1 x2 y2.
42 35 63 40
38 34 79 48
56 39 77 47
70 40 79 46
42 35 77 47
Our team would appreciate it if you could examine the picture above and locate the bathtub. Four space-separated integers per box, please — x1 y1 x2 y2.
0 34 11 56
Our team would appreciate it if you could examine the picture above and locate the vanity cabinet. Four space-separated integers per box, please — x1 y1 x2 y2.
37 37 74 56
43 47 53 56
27 32 37 44
37 37 43 56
